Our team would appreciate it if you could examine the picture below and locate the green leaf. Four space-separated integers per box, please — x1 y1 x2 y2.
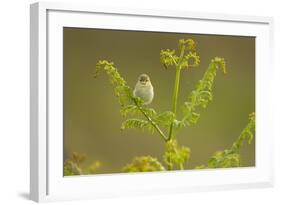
179 57 226 127
120 105 157 119
122 156 165 172
160 39 199 70
63 152 87 176
63 160 83 176
181 51 200 69
207 150 241 168
178 39 196 51
163 140 191 170
155 111 175 128
85 161 102 174
95 60 168 140
70 152 87 165
95 60 133 106
121 119 149 129
231 112 255 151
121 119 155 134
160 49 179 68
196 112 255 169
120 105 138 117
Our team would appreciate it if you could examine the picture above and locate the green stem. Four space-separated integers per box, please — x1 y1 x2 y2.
168 45 186 140
167 151 172 170
168 68 181 139
171 68 181 114
133 98 168 142
179 164 184 170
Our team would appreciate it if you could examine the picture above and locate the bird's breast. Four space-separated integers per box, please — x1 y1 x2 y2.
133 84 154 104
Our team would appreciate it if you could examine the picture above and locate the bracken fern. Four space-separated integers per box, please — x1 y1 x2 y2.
94 38 255 172
196 113 255 169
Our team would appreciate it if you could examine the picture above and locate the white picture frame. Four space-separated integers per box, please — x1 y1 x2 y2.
30 2 274 202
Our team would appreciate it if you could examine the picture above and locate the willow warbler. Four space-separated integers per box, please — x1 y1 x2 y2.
133 74 154 105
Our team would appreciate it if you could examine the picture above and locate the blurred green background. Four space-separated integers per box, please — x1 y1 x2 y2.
63 27 255 174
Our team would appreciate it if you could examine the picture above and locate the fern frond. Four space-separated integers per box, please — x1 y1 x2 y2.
160 49 179 68
95 60 133 106
163 140 191 170
160 39 199 70
196 112 255 169
121 119 156 134
63 160 83 176
178 39 196 51
95 60 167 140
181 51 200 69
122 156 165 172
179 57 226 127
231 112 255 151
86 161 102 174
121 119 149 130
64 152 102 176
120 105 138 116
120 105 157 118
207 150 241 168
70 152 87 165
155 111 175 128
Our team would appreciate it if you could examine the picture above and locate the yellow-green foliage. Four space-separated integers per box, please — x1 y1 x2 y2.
196 113 255 169
122 156 165 172
63 152 101 176
232 112 255 151
159 39 225 141
120 110 175 134
64 160 83 176
95 60 169 141
64 152 86 176
178 57 226 127
163 140 190 170
95 60 133 106
160 39 200 70
86 161 102 174
94 38 254 173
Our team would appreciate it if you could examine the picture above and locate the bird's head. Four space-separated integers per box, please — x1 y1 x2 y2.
138 74 151 86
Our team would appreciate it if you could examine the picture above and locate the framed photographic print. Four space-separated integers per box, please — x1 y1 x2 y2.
30 2 274 202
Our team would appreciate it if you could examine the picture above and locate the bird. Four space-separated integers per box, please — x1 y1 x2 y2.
133 74 154 105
